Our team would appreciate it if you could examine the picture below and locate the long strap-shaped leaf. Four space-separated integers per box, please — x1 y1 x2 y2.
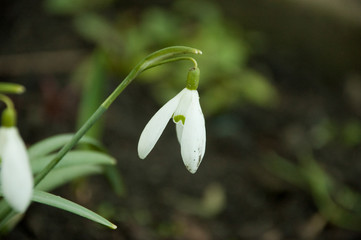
35 165 103 192
28 134 105 159
31 190 117 229
31 150 116 174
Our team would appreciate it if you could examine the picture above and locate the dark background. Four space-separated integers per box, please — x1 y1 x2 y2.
1 0 361 239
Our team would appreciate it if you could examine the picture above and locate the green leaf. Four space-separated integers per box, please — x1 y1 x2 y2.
36 165 103 192
263 153 307 189
28 134 105 160
76 51 107 139
237 70 278 107
44 0 114 15
31 150 116 174
104 166 126 197
74 14 122 50
32 190 117 229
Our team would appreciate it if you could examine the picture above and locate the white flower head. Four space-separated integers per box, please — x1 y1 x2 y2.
138 67 206 173
0 127 33 212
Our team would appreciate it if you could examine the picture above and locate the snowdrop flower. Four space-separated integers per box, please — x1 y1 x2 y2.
0 108 33 212
138 67 206 173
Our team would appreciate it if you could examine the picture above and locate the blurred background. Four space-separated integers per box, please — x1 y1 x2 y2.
1 0 361 239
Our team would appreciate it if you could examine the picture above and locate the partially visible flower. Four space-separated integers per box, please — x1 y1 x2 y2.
138 67 206 173
0 126 33 212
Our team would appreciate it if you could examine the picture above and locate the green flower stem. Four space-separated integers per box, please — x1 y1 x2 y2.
0 94 14 110
102 47 201 109
136 46 201 73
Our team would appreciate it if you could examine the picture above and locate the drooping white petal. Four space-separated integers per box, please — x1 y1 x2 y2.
0 127 33 212
0 128 6 153
197 101 206 160
138 89 186 159
180 91 206 174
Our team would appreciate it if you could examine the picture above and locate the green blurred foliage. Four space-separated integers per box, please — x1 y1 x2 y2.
45 0 278 116
341 120 361 147
264 153 361 231
309 118 361 149
45 0 114 14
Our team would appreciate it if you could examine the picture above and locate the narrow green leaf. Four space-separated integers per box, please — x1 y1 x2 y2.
104 166 126 197
32 190 117 229
76 51 107 139
263 153 307 189
0 201 9 218
36 165 103 192
0 210 17 233
31 150 116 174
0 189 117 230
28 134 105 160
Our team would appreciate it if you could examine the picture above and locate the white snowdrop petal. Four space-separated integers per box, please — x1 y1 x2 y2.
0 128 6 152
175 123 183 144
173 89 193 119
180 91 206 173
197 101 206 159
138 89 185 159
1 128 33 212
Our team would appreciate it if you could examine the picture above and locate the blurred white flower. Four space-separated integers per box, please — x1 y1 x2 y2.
138 88 206 173
0 127 33 212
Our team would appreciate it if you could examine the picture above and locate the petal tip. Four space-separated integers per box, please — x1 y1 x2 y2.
137 147 148 159
185 164 198 174
5 187 33 213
